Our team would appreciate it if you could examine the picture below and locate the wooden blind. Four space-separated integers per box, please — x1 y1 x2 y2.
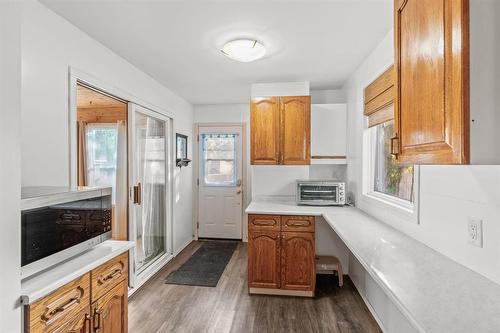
364 65 395 127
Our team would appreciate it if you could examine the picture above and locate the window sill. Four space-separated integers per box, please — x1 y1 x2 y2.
360 191 419 225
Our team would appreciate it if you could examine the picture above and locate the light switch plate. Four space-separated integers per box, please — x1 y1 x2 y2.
468 218 483 248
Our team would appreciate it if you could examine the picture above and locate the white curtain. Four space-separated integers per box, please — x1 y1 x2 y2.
137 116 166 267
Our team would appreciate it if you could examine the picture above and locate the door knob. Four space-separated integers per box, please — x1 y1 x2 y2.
236 189 242 194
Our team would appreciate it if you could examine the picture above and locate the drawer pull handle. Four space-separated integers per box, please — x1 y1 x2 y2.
287 221 310 226
98 268 123 285
252 220 277 226
42 289 82 324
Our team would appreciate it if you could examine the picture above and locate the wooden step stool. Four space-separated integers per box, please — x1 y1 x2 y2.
315 255 343 287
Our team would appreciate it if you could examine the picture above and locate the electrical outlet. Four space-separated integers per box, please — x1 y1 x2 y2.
468 218 483 248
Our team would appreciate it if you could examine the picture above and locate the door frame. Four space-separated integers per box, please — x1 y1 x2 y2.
193 123 247 241
68 67 176 293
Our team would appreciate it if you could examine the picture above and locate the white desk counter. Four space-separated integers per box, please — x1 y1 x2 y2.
246 197 500 333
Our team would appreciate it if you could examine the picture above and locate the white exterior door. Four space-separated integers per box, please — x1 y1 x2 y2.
198 126 243 239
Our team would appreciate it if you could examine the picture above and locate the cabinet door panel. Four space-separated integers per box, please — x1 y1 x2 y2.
92 280 128 333
280 96 311 165
281 232 315 291
248 231 281 289
394 0 469 164
250 97 280 165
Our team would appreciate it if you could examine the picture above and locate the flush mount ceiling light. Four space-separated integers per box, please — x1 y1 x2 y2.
221 39 266 63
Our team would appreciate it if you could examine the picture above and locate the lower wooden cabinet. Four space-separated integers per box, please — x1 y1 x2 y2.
26 252 129 333
281 231 315 291
248 231 281 289
248 214 315 297
91 280 128 333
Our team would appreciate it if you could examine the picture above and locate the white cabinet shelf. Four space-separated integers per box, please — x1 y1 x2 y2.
310 104 347 164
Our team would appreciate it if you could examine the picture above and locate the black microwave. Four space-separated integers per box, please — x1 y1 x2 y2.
21 186 112 279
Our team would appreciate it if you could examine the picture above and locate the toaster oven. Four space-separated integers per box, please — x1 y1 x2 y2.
296 181 346 206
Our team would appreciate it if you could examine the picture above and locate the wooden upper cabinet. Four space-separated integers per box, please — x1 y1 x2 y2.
250 96 311 165
280 96 311 165
394 0 469 164
250 97 280 165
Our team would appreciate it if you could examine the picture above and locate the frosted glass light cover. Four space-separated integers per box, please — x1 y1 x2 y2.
221 39 266 62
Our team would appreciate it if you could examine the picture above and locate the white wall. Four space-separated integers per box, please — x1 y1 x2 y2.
21 1 194 254
0 3 22 331
470 0 500 164
310 89 346 104
343 0 500 286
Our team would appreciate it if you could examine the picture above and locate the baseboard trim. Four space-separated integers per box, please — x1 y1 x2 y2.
249 287 314 297
174 237 194 256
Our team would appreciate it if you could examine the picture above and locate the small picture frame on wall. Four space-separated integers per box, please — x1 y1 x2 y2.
176 133 191 168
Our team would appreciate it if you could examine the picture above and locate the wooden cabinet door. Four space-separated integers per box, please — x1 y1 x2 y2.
280 96 311 165
248 230 281 289
280 232 315 291
250 97 280 165
92 280 128 333
394 0 469 164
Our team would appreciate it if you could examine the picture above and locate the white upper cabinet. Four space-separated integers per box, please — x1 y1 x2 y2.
310 104 347 164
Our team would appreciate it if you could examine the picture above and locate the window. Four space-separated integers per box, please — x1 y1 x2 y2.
362 66 418 222
201 134 237 186
373 120 414 202
86 124 118 188
363 107 417 214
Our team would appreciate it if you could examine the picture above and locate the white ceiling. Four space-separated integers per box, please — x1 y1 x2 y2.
41 0 393 105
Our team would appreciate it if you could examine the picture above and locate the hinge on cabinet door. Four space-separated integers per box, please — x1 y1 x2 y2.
197 222 199 229
197 178 199 186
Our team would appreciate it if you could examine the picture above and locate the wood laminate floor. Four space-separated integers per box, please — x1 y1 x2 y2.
129 241 382 333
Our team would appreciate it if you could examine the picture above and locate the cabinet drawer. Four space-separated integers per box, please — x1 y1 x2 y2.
27 274 90 333
91 252 128 302
248 214 281 231
281 215 315 232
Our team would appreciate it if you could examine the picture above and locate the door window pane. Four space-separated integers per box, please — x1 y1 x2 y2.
202 134 237 186
374 120 414 202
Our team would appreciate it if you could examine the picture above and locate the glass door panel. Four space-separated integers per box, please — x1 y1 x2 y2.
131 109 167 274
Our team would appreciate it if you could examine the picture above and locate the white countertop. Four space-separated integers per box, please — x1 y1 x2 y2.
21 240 134 304
246 197 500 333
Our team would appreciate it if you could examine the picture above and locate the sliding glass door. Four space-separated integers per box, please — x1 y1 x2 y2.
129 103 171 286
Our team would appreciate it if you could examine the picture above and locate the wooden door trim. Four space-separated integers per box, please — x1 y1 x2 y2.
394 0 470 164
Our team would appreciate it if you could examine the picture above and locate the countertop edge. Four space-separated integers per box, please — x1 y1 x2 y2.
21 240 135 304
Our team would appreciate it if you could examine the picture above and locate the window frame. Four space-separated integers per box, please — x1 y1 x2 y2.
200 133 238 187
362 121 420 224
